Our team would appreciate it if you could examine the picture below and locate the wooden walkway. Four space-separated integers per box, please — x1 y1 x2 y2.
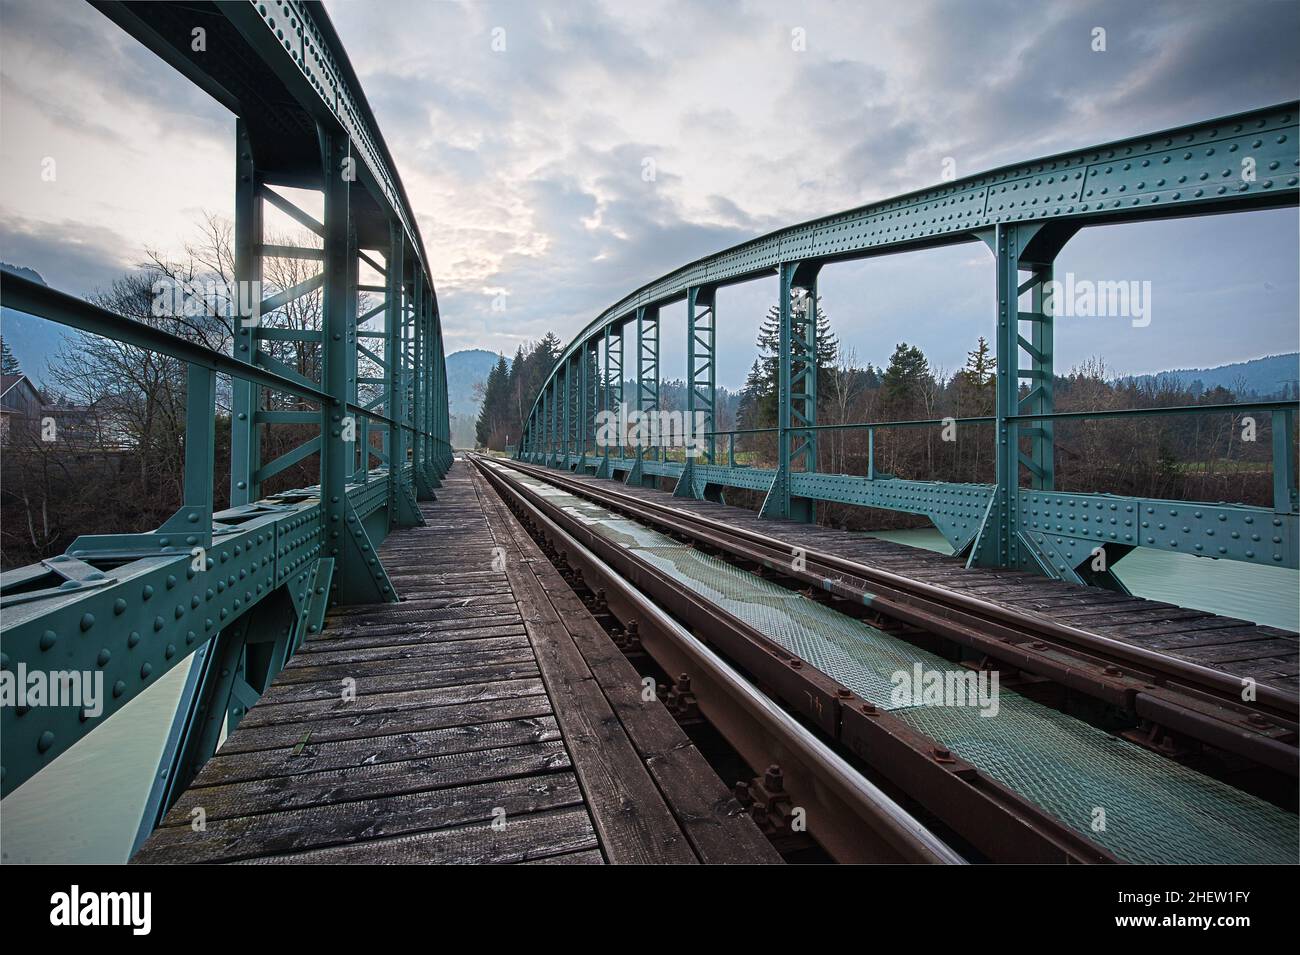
556 470 1299 693
133 463 779 864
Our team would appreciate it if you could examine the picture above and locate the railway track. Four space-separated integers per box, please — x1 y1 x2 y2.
472 454 1299 864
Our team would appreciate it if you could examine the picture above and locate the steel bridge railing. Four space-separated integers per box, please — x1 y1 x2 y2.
518 101 1300 589
0 1 451 851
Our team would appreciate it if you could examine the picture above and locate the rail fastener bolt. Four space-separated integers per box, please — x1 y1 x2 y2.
667 673 700 721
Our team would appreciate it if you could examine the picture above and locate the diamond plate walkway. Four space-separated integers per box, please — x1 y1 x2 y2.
132 463 777 864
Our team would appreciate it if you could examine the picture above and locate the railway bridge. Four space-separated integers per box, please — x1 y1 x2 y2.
1 1 1297 865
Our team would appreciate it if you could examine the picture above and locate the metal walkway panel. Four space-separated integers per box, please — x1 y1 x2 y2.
895 698 1298 864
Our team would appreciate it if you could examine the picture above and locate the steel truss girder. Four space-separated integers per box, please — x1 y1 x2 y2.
526 102 1297 404
687 285 716 465
519 104 1299 507
2 0 451 839
0 465 414 800
762 261 821 522
532 457 1297 572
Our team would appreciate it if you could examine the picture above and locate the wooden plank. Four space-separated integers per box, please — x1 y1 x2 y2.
239 677 547 726
236 807 599 865
162 747 575 825
474 473 700 864
139 781 591 864
296 621 527 653
286 628 528 665
480 473 781 864
278 643 534 683
217 683 555 755
196 716 562 787
254 660 542 705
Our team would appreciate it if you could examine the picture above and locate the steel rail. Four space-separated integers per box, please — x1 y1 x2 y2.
471 456 964 864
474 454 1120 862
501 456 1298 715
495 456 1299 774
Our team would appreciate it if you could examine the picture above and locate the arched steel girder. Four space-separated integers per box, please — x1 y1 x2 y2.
519 102 1298 586
520 101 1299 454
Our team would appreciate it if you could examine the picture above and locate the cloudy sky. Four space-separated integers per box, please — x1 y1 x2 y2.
1 0 1297 388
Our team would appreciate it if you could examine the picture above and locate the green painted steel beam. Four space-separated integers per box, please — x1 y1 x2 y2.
0 273 335 406
521 102 1298 457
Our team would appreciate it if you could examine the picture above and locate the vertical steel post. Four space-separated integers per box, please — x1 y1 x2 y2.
412 270 424 493
578 340 589 470
562 358 572 467
630 305 659 486
344 227 360 484
992 223 1028 568
603 322 624 469
230 120 262 506
385 223 404 526
1273 408 1298 513
765 262 818 521
549 375 558 466
183 363 216 541
971 221 1074 574
322 128 369 602
687 285 716 465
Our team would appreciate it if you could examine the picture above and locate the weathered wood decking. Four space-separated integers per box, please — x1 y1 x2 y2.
133 463 778 864
555 469 1299 693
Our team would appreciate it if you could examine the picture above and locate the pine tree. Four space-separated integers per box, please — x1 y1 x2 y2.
748 299 839 425
955 336 994 416
736 359 766 430
0 338 21 376
882 342 930 409
475 355 508 448
964 336 993 386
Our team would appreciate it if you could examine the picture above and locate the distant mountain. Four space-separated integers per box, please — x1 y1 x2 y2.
1122 353 1299 400
445 348 510 447
0 263 70 388
446 348 507 418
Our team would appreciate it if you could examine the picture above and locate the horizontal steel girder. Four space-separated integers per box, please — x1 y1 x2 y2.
522 452 1297 571
0 468 407 797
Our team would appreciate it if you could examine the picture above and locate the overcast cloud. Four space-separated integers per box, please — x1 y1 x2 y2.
1 0 1297 387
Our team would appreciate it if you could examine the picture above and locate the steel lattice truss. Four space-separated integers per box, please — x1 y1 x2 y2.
519 101 1299 589
0 1 451 846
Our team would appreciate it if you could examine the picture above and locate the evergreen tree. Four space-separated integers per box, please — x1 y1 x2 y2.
736 359 766 430
748 300 839 426
0 338 20 376
881 342 930 410
955 336 994 415
475 354 509 448
964 336 993 386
